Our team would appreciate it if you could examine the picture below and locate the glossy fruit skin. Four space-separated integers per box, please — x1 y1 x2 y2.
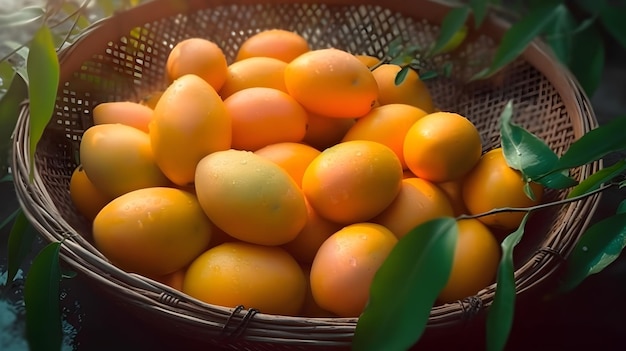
150 74 232 186
371 63 435 113
69 164 112 221
183 241 307 316
93 187 213 277
284 48 378 118
309 223 398 317
342 103 428 169
79 123 171 199
403 112 483 183
437 219 501 304
373 177 454 239
219 56 288 99
236 29 310 63
462 148 544 230
302 140 403 224
223 87 308 151
92 101 153 133
194 149 308 246
166 38 228 91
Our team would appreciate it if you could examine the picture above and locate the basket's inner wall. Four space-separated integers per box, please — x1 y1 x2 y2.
38 3 578 265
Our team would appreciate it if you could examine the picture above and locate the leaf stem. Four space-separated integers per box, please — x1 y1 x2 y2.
456 183 613 221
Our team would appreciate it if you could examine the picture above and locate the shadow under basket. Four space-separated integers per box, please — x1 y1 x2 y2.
12 0 601 349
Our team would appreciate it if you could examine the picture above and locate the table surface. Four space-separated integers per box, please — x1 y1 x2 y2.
2 34 626 351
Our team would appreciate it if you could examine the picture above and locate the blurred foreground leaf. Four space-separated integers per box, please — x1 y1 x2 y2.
486 214 529 351
353 217 457 351
7 210 38 283
25 241 63 351
27 25 59 178
0 73 28 177
430 6 469 55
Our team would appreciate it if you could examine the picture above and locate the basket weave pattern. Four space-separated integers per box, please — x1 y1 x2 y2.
12 0 600 349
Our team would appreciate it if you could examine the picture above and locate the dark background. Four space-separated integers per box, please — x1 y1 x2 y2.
2 18 626 351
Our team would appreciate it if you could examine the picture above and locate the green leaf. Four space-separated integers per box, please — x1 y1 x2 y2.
7 210 38 283
559 212 626 293
499 101 568 183
27 25 60 179
430 6 470 55
600 5 626 49
0 6 45 29
472 3 561 80
544 5 575 66
25 242 63 351
567 160 626 198
568 21 605 95
394 66 411 85
556 117 626 171
486 214 529 351
353 217 458 351
469 0 490 27
0 72 28 177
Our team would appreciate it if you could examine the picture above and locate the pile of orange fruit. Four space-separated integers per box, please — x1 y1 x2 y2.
69 29 544 318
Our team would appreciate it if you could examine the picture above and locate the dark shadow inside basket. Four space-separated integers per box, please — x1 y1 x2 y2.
28 2 597 343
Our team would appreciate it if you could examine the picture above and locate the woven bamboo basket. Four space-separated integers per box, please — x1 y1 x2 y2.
12 0 601 349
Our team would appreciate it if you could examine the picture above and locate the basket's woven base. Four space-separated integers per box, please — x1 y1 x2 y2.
13 0 599 348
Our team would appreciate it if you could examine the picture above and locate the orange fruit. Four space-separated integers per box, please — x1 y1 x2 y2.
166 38 228 91
302 140 403 224
284 48 378 118
438 219 501 304
342 104 429 169
183 241 307 316
150 74 232 186
69 164 112 221
282 199 343 264
92 101 153 133
79 123 171 199
403 112 482 183
219 56 288 99
254 142 321 187
223 87 308 151
354 54 380 68
302 112 356 151
236 29 310 62
436 179 468 216
462 148 544 230
372 63 435 112
194 149 308 246
373 177 454 239
93 187 213 277
310 223 398 317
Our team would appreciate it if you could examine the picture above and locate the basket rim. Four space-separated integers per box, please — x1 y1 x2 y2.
12 0 603 347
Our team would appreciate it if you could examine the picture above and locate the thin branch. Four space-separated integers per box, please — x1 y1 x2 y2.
456 182 614 221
